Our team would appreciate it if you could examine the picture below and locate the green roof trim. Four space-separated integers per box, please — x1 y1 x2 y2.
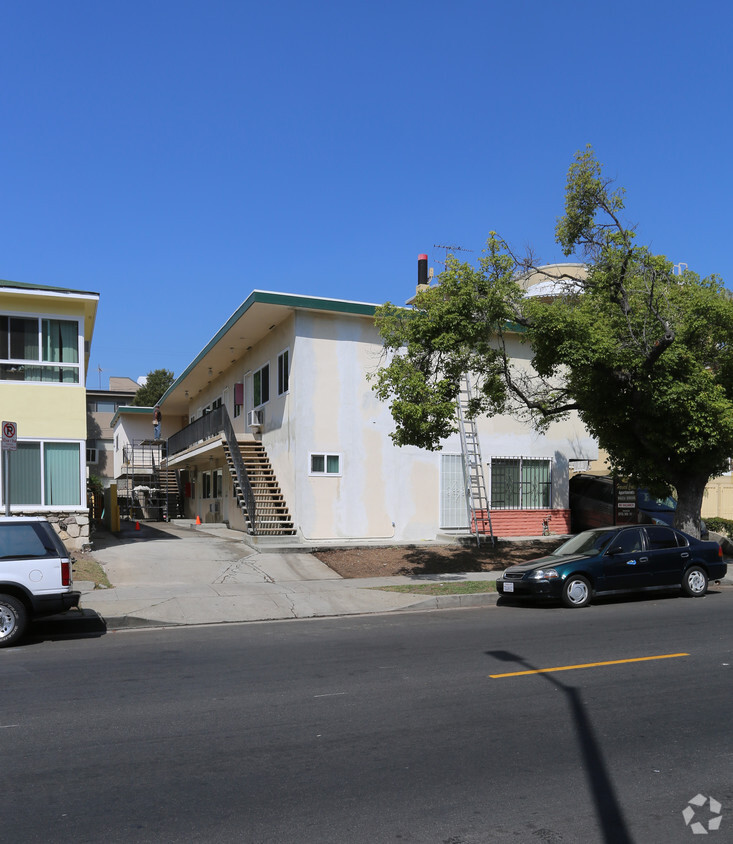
160 290 380 402
246 290 378 317
0 278 99 297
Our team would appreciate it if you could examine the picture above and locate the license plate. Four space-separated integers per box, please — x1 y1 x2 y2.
503 582 514 592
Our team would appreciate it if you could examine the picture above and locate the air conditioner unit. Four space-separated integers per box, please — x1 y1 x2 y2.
247 409 264 430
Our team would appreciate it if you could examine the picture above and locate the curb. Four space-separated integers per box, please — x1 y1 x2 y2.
397 591 500 611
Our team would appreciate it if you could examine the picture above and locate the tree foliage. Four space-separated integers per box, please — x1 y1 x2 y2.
373 147 733 536
132 369 175 407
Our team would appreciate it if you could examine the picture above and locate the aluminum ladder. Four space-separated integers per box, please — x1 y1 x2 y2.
457 376 495 546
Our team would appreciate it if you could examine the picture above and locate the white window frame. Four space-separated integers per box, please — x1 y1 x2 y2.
0 310 83 384
0 437 85 510
309 452 342 477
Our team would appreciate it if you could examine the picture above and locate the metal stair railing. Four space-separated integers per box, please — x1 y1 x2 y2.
218 406 258 535
457 375 495 547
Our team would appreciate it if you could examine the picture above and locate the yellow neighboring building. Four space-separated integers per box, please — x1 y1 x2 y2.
0 279 99 549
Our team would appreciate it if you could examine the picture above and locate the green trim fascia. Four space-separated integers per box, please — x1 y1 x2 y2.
0 278 99 298
160 290 380 402
247 290 378 317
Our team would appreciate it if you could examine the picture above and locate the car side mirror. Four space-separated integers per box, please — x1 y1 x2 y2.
608 545 625 555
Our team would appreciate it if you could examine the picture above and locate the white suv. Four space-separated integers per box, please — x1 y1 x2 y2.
0 516 81 646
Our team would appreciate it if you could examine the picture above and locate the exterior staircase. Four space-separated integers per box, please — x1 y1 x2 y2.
222 439 296 536
154 466 183 520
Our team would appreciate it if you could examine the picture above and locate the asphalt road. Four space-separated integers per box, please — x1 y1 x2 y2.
1 590 732 843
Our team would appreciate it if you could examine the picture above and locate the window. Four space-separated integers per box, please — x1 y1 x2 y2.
253 364 270 407
0 314 80 383
2 441 81 507
645 526 678 550
0 522 60 559
613 529 643 553
233 382 243 418
310 453 341 476
201 469 223 499
86 447 98 464
93 400 117 413
490 457 551 509
277 350 289 395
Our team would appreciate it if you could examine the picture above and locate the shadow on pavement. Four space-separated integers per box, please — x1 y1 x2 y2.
21 609 107 645
486 648 633 844
89 521 183 549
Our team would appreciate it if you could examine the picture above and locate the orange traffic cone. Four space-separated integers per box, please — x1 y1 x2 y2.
196 515 201 525
135 521 140 531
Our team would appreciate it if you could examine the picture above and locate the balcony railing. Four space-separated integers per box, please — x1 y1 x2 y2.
168 406 227 457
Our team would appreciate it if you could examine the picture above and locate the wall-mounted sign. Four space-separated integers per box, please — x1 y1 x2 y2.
2 421 17 451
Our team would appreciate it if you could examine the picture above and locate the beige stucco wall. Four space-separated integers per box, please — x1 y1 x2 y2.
699 476 733 520
1 291 88 319
5 382 87 439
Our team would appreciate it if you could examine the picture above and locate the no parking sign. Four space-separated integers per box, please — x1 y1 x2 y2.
2 421 17 451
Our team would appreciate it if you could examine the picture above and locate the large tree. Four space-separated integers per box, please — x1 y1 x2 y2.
132 368 175 407
373 147 733 537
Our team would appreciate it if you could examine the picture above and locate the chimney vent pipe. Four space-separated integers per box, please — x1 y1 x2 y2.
418 254 428 288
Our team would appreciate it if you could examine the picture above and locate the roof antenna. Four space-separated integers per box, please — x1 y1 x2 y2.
433 243 473 270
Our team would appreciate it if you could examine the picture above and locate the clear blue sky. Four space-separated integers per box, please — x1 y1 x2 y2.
1 1 730 387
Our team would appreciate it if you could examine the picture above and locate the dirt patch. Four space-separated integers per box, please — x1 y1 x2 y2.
313 538 566 578
71 550 112 588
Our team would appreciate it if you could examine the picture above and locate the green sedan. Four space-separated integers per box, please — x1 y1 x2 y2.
496 525 727 608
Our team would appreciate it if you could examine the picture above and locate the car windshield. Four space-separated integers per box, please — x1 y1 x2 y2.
637 489 676 511
552 529 616 557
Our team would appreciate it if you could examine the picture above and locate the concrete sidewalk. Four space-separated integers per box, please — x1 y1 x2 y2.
76 521 502 630
74 521 733 632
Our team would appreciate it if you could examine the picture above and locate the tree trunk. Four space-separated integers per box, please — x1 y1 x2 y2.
673 475 709 538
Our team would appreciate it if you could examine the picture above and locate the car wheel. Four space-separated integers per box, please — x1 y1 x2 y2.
0 595 28 647
561 575 592 608
681 566 708 597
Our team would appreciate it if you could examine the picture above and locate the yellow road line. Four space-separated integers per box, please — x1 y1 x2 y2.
489 653 689 678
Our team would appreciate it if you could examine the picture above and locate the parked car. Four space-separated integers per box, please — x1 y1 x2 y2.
569 474 709 538
0 516 81 646
496 524 726 608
